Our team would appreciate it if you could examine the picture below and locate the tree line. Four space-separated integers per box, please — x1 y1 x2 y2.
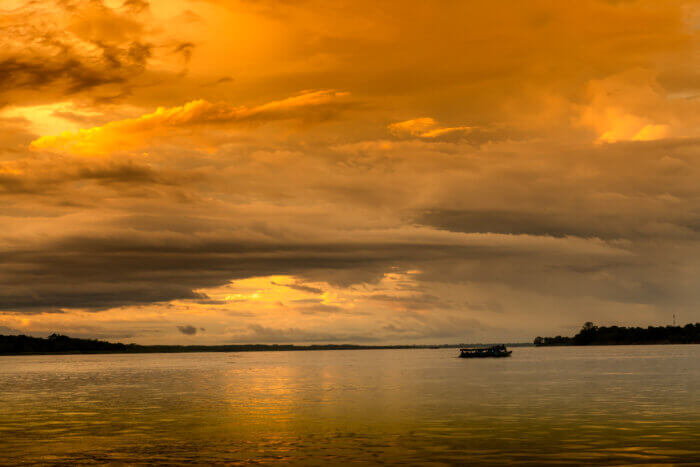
534 322 700 346
0 333 131 354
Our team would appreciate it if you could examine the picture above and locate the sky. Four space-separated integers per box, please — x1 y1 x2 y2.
1 0 700 344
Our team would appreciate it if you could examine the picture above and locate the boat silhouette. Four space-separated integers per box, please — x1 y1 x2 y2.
459 344 512 358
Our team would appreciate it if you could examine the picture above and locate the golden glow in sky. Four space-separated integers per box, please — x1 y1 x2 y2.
1 0 700 343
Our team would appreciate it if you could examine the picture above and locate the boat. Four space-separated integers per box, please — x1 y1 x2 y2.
459 344 512 358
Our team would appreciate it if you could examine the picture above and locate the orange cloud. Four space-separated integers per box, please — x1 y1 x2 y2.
389 118 475 140
30 90 351 155
580 101 671 144
577 72 700 143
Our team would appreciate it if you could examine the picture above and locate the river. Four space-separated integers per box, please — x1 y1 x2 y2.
1 345 698 464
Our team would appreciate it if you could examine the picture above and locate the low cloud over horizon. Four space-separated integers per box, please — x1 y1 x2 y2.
2 0 700 344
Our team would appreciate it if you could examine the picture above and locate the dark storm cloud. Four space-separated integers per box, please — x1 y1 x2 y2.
0 221 633 314
271 281 324 294
177 325 197 335
0 0 183 105
0 236 408 312
0 158 186 197
0 57 125 96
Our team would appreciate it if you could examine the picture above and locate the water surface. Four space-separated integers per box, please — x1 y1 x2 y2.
1 346 699 465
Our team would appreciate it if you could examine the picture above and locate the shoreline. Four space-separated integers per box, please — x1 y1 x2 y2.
0 340 534 357
5 341 700 357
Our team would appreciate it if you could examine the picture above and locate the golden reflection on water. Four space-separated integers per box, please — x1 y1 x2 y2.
0 346 699 464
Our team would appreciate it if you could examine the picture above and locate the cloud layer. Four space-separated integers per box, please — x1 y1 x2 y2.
2 0 700 344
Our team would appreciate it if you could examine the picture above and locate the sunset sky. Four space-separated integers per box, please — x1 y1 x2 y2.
1 0 700 344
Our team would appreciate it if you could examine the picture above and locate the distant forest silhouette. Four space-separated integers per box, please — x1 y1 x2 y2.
0 334 130 355
535 322 700 346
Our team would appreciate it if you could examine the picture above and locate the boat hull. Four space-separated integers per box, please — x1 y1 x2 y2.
459 351 512 358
